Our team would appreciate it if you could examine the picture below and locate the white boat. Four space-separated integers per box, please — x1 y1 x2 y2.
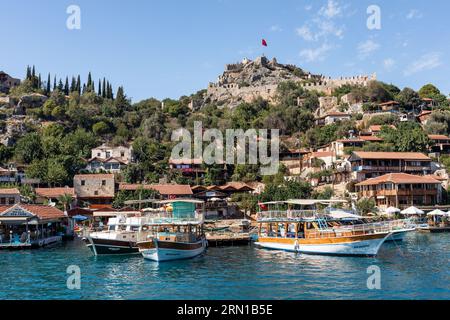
84 215 146 255
255 199 393 257
137 199 207 262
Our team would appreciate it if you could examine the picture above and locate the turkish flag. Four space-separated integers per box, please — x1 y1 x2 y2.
262 39 268 47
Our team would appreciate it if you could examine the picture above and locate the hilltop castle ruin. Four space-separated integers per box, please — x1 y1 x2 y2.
202 56 376 108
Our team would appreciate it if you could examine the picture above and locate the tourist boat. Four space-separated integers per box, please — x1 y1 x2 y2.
84 214 146 255
136 199 207 262
254 200 393 256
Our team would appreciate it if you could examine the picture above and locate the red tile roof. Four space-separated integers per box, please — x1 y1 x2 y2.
369 125 396 132
351 151 430 161
0 204 66 220
356 173 441 186
428 135 450 141
358 135 384 142
35 187 75 198
119 184 193 195
0 188 20 195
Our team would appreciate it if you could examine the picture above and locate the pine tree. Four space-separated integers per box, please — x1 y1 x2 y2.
115 86 127 108
46 73 51 95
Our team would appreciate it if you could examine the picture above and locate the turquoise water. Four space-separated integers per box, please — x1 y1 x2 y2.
0 233 449 300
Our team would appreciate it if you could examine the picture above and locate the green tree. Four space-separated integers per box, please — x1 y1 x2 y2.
15 133 43 164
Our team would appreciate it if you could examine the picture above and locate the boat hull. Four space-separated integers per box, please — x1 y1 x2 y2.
385 228 415 242
255 232 391 256
138 238 207 262
84 237 139 256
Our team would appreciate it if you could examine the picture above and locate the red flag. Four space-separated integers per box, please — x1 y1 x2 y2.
262 39 268 47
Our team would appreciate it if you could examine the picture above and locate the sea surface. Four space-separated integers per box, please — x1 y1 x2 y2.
0 232 449 300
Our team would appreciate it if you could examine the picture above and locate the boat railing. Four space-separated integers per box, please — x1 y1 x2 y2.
305 222 392 239
257 210 317 220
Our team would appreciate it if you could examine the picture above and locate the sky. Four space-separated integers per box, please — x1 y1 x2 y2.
1 0 449 102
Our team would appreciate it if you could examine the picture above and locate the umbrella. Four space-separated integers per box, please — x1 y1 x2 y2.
72 215 88 221
400 206 424 215
427 209 446 216
386 206 400 214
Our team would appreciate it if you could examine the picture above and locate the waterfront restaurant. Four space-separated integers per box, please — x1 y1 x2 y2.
0 204 69 249
356 173 442 210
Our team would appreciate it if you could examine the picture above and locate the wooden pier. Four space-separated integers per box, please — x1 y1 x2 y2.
206 233 251 247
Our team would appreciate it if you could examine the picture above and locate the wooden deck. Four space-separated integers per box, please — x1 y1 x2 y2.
206 233 251 247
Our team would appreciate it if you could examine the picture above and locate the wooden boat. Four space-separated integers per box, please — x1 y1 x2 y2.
137 199 207 262
84 215 146 255
255 200 393 257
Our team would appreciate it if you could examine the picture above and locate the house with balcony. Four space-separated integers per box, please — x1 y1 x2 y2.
356 173 442 209
348 151 432 182
73 174 115 209
315 112 351 126
169 158 207 179
118 184 193 199
85 144 132 173
428 134 450 154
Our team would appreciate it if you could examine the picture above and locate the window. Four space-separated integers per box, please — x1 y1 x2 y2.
94 191 99 196
102 180 106 186
121 151 125 157
81 180 85 186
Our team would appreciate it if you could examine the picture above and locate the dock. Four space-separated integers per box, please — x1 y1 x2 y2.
206 232 251 247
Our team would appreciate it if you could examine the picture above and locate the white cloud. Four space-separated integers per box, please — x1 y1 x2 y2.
300 43 333 62
296 26 315 41
319 0 342 19
357 39 380 59
383 58 395 71
304 5 313 11
270 25 283 32
406 9 423 19
404 53 442 76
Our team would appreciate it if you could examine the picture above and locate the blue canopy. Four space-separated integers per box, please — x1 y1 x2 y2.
72 215 88 221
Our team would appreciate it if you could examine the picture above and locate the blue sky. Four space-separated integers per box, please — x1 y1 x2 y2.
1 0 449 102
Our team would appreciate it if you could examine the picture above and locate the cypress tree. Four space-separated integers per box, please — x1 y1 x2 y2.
82 84 86 94
53 76 57 91
87 72 92 92
46 73 51 95
64 77 69 95
38 73 42 89
32 65 36 78
26 66 31 80
102 78 106 98
76 75 81 94
98 79 102 96
70 76 76 93
58 79 64 91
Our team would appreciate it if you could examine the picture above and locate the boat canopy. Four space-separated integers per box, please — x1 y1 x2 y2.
157 199 204 204
259 199 348 206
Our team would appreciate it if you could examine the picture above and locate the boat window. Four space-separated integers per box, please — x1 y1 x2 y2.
109 225 115 231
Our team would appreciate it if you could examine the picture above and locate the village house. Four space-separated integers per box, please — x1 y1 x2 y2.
379 101 400 113
35 187 76 207
0 188 21 205
169 158 208 179
279 148 309 175
349 151 433 182
417 110 432 125
86 144 133 173
331 139 365 157
73 174 115 209
428 134 450 154
356 173 442 209
0 71 20 94
315 112 351 126
368 125 396 136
